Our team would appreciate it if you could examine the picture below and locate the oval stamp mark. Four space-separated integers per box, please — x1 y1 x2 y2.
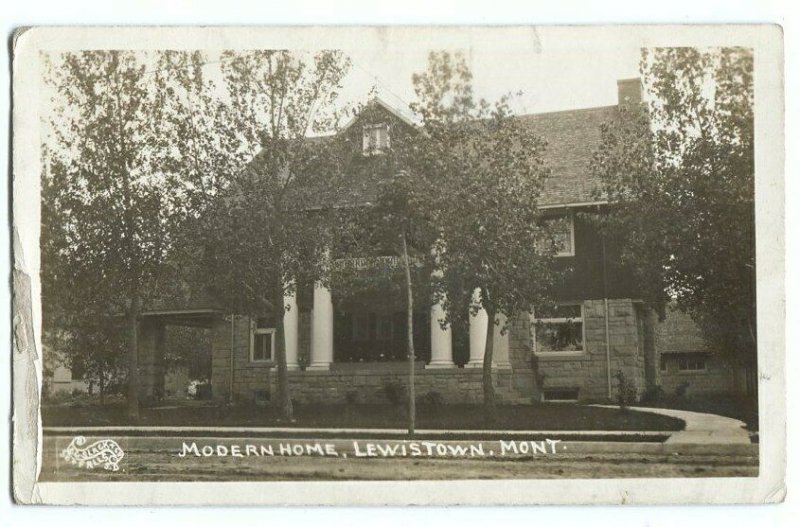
61 436 125 472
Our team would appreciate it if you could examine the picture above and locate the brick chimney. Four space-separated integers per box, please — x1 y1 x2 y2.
617 78 643 109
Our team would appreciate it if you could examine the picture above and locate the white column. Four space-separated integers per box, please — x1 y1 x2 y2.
308 282 334 370
427 297 454 368
493 313 512 369
283 286 300 370
467 288 488 368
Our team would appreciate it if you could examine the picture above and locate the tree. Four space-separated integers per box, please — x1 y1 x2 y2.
590 48 756 391
331 163 437 434
396 52 559 421
184 50 352 421
44 51 185 419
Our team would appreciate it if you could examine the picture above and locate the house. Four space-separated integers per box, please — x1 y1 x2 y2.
131 78 742 404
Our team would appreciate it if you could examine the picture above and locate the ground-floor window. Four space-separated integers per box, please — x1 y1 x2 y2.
533 303 584 353
660 353 708 373
677 354 706 372
250 317 275 363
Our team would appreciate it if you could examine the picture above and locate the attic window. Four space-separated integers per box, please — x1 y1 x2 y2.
363 123 390 154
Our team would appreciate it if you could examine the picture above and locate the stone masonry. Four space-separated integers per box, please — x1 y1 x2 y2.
207 298 648 404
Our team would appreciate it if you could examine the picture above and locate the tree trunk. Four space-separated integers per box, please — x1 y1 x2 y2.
272 291 294 422
401 233 416 436
126 293 141 421
482 295 496 425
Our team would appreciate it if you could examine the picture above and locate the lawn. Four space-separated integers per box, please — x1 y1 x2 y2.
42 402 684 431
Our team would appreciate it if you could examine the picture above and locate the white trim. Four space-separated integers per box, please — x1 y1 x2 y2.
249 319 275 363
362 122 390 155
676 355 708 372
538 200 609 210
554 212 576 257
538 212 576 258
532 302 585 356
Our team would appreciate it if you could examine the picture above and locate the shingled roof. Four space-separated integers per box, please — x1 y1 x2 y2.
655 307 710 354
272 79 640 210
517 105 618 206
310 102 620 210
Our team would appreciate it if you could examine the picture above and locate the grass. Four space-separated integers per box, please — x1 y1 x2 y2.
42 401 684 431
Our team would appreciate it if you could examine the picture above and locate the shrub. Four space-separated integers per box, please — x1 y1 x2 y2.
641 385 665 404
614 370 638 410
345 390 361 405
418 390 445 406
382 381 407 406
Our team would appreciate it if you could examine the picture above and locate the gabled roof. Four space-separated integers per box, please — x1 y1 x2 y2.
656 307 710 354
337 99 618 208
339 96 417 133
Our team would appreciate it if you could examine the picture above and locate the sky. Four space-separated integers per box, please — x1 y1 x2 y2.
340 41 642 117
41 27 644 134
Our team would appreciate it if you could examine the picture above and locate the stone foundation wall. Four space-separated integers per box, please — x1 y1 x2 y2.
513 299 647 402
219 364 531 404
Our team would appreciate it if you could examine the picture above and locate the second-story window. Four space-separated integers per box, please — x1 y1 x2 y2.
363 123 390 155
539 214 575 257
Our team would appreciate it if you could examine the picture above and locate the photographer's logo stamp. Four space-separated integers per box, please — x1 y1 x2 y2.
61 436 125 472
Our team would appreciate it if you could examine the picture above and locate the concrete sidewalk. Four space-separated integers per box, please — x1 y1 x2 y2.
43 425 665 438
595 405 752 444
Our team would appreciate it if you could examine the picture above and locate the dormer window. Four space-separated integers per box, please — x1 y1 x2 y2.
363 123 390 155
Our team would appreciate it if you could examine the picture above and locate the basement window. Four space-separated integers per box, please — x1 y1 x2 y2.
363 123 390 154
533 304 584 353
250 317 275 363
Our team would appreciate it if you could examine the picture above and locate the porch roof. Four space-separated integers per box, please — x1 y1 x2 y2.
140 308 226 328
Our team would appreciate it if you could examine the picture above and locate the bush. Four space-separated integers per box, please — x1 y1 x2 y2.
614 370 638 409
418 390 445 406
382 381 407 406
345 390 361 405
641 385 665 404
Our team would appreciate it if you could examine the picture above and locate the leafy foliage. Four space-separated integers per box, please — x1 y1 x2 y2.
43 51 194 418
591 48 756 371
360 52 560 417
181 51 353 420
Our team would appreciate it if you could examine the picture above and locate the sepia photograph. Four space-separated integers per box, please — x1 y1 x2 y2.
11 24 784 505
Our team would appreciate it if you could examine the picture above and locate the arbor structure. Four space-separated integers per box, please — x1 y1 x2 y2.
591 48 756 392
